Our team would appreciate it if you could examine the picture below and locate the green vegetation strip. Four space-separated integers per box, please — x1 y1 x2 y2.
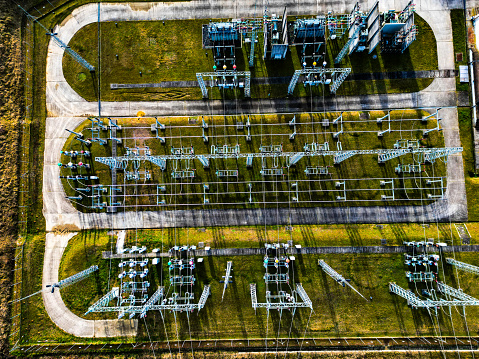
458 108 479 220
451 9 469 92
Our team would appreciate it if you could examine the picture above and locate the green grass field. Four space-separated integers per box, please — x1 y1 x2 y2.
63 14 437 101
451 9 469 92
59 111 447 212
54 231 479 343
458 108 479 221
68 222 472 250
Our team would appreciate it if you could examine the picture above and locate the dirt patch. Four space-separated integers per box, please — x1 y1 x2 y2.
162 51 177 62
52 224 81 234
128 2 156 12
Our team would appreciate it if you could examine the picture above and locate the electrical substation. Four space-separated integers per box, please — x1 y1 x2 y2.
11 0 479 356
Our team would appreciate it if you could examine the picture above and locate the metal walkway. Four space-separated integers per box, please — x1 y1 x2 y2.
103 244 479 259
109 69 457 90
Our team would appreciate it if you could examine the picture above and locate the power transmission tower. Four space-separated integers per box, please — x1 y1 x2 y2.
318 260 368 301
221 261 233 301
18 5 95 72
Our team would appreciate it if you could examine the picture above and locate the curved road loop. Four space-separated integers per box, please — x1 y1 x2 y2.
42 233 137 337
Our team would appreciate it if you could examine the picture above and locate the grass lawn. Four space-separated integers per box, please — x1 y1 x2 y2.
451 9 469 92
458 108 479 220
63 14 437 101
55 231 479 344
118 222 474 249
59 111 447 212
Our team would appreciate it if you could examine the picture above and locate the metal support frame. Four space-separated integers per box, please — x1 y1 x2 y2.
424 148 460 163
198 155 209 168
327 13 351 40
203 183 209 204
86 287 120 314
296 283 313 309
220 261 233 302
251 288 313 310
437 282 479 302
395 164 422 174
95 146 462 169
216 169 239 177
140 287 164 318
211 144 240 156
334 22 363 63
305 166 329 175
446 258 479 275
318 260 368 300
196 71 251 98
197 285 210 311
89 118 107 145
288 153 304 167
18 5 96 72
334 150 356 164
47 265 98 293
389 282 479 308
380 179 395 201
288 67 351 95
66 129 91 146
250 283 258 311
252 244 312 311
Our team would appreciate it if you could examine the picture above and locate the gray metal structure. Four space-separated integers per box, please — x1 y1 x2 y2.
389 282 479 309
46 265 98 293
446 258 479 275
196 71 251 98
18 5 95 71
221 261 233 301
335 1 417 63
202 22 241 66
264 7 289 60
287 67 352 95
318 260 368 301
250 243 313 311
86 246 210 317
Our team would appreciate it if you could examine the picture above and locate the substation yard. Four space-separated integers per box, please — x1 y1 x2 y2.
9 0 479 357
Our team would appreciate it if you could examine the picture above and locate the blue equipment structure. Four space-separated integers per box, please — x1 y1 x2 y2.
203 22 241 66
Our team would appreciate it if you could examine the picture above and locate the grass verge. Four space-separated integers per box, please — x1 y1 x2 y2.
451 9 469 92
458 108 479 220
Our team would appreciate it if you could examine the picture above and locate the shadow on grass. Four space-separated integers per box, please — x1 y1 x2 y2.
319 269 340 336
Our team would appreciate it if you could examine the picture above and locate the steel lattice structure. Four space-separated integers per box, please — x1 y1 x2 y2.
446 258 479 275
196 71 251 98
95 146 463 169
389 282 479 308
251 244 313 311
287 67 351 95
318 260 368 300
